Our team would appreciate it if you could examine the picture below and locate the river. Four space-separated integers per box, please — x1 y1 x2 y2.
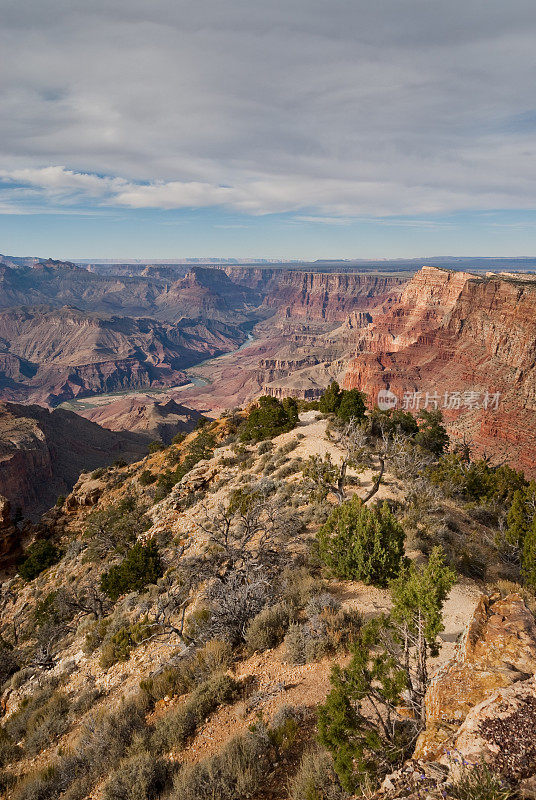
58 332 257 412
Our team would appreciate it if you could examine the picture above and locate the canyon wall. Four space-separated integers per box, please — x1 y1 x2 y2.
0 307 246 406
344 266 536 473
224 267 407 321
0 402 148 518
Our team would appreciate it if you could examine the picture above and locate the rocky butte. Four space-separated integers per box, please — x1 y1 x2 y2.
343 266 536 474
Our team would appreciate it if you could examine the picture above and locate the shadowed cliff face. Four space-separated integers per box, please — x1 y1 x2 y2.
224 267 406 321
343 266 536 473
0 402 148 519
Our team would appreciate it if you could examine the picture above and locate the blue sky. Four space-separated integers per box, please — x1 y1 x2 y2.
1 207 536 261
2 1 536 260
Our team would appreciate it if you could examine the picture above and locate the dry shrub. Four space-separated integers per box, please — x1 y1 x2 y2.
150 673 238 753
140 639 232 704
102 750 170 800
288 747 349 800
244 602 291 654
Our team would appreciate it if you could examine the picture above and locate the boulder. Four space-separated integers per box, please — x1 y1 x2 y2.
415 593 536 759
445 677 536 782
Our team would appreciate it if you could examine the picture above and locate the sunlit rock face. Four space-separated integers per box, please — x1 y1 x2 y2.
343 267 536 474
415 593 536 761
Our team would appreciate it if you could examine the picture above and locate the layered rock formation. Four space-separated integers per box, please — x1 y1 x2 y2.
379 593 536 800
344 266 536 473
154 266 260 321
0 306 245 406
0 402 148 518
415 593 536 759
224 267 406 321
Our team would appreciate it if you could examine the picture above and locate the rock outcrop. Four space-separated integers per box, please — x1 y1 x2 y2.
415 593 536 760
449 677 536 781
0 496 21 573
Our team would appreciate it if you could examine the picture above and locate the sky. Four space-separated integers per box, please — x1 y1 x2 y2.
1 0 536 260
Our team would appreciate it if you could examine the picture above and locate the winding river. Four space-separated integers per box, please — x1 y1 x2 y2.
58 333 256 412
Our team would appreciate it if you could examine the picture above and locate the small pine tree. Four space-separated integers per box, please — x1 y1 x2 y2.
18 539 60 581
415 409 449 455
100 540 162 601
318 619 408 793
240 395 297 442
318 548 456 793
507 482 536 548
282 396 299 427
317 496 405 586
336 389 366 422
522 516 536 591
389 546 456 719
319 381 341 413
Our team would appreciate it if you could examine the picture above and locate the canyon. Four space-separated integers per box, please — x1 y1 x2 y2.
2 255 536 516
165 264 536 475
0 305 245 406
0 258 406 408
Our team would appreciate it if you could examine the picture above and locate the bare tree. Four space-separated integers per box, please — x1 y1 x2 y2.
192 488 298 583
137 567 201 646
303 420 385 505
56 585 110 621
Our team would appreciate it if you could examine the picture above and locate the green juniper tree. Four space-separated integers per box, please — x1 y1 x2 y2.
389 546 456 721
100 540 163 601
318 618 408 794
240 395 298 442
522 516 536 591
316 496 405 585
318 547 456 792
415 409 449 456
507 481 536 549
319 381 342 414
336 388 366 423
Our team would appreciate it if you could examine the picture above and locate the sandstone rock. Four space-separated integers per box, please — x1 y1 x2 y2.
65 479 103 510
178 460 220 492
378 759 448 800
445 677 536 782
415 593 536 760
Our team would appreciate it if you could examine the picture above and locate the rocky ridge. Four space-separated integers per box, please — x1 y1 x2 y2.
1 409 536 799
81 396 202 443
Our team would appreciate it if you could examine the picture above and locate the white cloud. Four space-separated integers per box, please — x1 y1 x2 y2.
1 1 536 218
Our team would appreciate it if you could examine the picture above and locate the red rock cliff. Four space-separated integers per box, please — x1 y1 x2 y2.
224 268 407 321
344 267 536 474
